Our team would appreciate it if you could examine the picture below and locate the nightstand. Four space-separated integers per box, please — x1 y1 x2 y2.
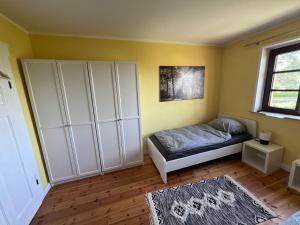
242 139 283 175
288 159 300 192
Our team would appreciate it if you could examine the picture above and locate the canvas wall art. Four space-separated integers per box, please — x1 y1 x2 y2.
159 66 205 102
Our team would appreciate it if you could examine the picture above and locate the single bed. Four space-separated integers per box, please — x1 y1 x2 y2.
147 114 257 183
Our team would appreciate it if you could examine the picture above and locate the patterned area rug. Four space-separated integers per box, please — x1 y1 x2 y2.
146 175 276 225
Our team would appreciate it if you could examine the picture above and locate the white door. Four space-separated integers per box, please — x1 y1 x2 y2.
57 61 101 176
22 60 77 183
0 44 44 225
115 62 143 166
0 208 8 225
88 61 123 171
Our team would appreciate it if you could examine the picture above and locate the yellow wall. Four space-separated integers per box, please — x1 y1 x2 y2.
0 15 48 187
0 14 223 188
220 19 300 166
5 10 299 189
30 35 223 145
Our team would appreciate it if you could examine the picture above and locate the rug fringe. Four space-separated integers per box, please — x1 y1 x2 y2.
146 193 160 225
224 175 277 217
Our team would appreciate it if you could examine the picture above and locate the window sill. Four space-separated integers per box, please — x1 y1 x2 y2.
251 111 300 121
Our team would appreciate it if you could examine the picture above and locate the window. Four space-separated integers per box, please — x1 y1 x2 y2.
262 43 300 116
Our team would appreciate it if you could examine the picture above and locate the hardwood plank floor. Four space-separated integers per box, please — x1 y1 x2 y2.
31 154 300 225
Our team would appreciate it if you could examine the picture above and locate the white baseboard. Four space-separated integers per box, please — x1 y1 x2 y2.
42 183 51 199
35 183 51 218
281 163 291 172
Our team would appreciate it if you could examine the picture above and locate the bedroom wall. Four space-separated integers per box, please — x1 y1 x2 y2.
2 10 299 187
219 19 300 166
0 13 222 187
29 34 223 148
0 15 48 187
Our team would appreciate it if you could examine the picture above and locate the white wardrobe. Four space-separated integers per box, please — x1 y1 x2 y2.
22 60 143 184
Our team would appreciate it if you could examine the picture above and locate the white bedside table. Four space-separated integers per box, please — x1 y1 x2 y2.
242 140 283 175
288 159 300 192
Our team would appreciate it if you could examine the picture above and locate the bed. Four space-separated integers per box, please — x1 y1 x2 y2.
147 114 257 183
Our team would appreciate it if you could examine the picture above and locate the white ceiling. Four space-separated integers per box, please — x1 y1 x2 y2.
1 0 300 45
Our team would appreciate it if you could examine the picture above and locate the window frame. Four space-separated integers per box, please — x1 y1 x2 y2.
262 43 300 116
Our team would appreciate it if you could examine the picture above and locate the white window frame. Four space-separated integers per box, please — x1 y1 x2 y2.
253 37 300 120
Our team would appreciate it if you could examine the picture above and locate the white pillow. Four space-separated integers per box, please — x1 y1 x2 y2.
208 118 247 135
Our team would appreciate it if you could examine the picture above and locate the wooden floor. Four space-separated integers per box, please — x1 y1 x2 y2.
31 154 300 225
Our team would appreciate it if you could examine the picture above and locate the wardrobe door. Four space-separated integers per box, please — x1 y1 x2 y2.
22 60 76 183
88 61 123 171
115 62 143 166
57 61 101 176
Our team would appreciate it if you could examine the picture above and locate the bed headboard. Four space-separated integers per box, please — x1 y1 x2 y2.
218 114 257 138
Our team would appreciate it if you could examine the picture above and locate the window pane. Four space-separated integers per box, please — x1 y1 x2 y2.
274 50 300 71
272 72 300 90
269 91 298 110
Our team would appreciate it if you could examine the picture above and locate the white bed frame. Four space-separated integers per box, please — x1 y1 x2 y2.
147 114 257 183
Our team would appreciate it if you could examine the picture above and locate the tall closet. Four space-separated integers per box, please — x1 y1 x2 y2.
22 60 143 184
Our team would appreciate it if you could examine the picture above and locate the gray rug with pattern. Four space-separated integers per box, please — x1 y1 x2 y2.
146 175 276 225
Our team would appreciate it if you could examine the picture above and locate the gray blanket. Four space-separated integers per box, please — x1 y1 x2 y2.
154 124 231 152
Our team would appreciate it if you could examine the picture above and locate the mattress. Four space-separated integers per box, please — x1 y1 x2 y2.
149 133 252 161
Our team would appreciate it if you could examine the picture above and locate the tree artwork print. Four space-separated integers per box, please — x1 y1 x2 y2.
159 66 205 102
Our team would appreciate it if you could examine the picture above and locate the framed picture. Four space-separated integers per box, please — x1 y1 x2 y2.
159 66 205 102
